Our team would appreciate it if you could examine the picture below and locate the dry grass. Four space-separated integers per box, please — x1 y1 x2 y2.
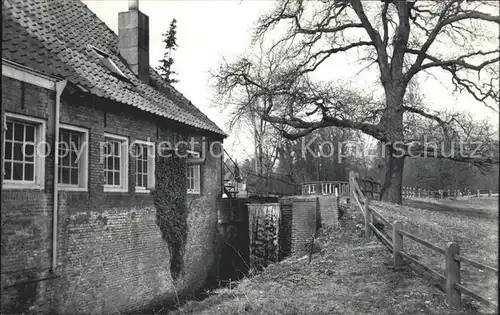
170 207 494 315
372 197 498 314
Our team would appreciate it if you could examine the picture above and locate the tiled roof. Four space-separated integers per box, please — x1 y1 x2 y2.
2 0 227 137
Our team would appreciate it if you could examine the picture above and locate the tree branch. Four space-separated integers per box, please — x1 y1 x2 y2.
262 113 383 141
405 4 500 81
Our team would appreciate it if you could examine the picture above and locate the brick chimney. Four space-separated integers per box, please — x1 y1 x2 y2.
118 0 149 83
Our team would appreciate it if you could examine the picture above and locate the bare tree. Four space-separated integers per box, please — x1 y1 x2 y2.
214 0 499 204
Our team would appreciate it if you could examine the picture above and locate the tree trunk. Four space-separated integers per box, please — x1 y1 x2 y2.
379 151 405 204
379 86 406 204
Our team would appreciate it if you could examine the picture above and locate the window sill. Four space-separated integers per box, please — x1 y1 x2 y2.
135 188 151 194
58 186 88 192
187 191 201 195
104 186 128 193
2 182 44 190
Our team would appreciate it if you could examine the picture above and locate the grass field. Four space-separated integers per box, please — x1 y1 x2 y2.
169 197 498 315
372 197 498 314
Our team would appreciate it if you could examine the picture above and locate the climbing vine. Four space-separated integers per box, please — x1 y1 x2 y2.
153 150 188 280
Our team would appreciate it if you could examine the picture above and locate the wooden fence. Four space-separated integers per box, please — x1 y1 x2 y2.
350 172 498 311
246 172 298 197
402 187 499 199
300 181 350 196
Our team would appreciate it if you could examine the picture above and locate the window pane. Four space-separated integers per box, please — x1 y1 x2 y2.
61 168 70 184
113 142 119 156
13 143 23 161
59 141 69 158
62 132 70 146
6 122 13 139
24 144 34 162
71 134 80 148
143 160 148 173
137 160 142 173
114 172 120 186
143 174 148 188
137 175 143 187
113 157 120 171
70 169 78 185
4 162 12 180
25 125 35 142
62 152 70 167
25 164 34 181
13 162 23 180
106 156 113 171
14 123 24 141
5 142 12 160
71 151 78 166
106 171 113 185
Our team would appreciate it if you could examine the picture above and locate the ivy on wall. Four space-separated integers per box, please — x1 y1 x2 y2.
153 150 188 280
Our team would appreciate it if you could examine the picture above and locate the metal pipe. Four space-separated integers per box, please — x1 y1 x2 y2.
52 79 67 273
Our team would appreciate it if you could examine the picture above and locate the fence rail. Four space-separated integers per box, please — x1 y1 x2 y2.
398 250 446 281
398 230 446 255
455 283 498 309
370 206 392 227
349 171 498 312
401 187 499 199
454 255 499 275
300 181 350 196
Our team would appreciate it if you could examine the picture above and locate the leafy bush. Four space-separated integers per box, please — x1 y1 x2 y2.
153 152 188 280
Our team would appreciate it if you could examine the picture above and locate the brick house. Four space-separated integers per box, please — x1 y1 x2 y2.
1 0 227 313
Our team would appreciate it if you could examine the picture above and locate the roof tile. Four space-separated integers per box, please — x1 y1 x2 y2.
2 0 226 137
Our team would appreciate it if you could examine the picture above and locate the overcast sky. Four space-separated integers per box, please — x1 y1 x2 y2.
82 0 498 160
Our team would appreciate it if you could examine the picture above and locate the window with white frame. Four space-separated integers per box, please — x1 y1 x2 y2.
58 124 88 190
3 113 45 189
186 150 201 194
134 140 155 192
103 133 128 192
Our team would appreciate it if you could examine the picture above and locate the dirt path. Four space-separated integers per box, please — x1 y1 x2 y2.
171 209 493 315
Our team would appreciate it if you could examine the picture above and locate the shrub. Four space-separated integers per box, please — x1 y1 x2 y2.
153 152 188 280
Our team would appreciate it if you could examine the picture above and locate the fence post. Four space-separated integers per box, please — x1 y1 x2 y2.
489 189 492 197
445 242 461 309
447 189 450 198
393 221 404 267
364 198 372 238
467 189 470 197
476 189 479 197
440 190 444 199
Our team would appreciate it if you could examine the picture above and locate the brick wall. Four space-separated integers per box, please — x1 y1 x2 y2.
317 195 339 227
279 202 293 259
279 196 318 255
1 76 223 314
